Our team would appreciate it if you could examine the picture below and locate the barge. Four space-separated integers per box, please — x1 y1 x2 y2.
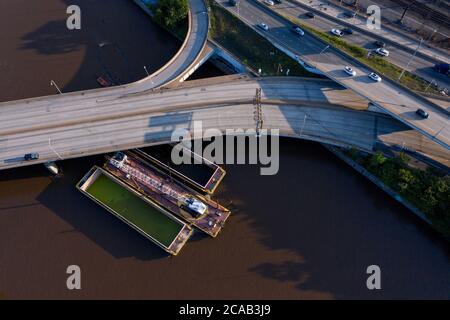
135 145 226 195
77 166 192 255
104 151 231 237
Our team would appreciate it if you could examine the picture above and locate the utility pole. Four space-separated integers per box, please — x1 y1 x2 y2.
50 80 62 94
400 1 416 23
316 45 330 68
48 137 64 160
398 37 423 81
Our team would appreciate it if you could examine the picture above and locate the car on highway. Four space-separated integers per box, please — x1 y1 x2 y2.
331 28 343 37
415 108 429 119
368 72 382 82
305 12 315 18
344 66 356 76
375 48 389 57
264 0 275 5
344 11 357 18
258 22 269 31
291 25 305 36
374 40 386 48
24 153 39 161
342 28 353 35
434 63 450 76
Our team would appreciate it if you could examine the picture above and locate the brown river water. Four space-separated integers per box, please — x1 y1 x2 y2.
0 0 449 299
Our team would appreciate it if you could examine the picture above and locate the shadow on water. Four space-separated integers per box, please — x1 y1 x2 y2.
2 0 180 101
215 138 450 299
35 155 168 261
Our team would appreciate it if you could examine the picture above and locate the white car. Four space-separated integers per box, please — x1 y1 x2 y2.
375 48 389 57
369 72 382 82
331 28 343 37
292 26 305 36
344 66 356 76
258 22 269 31
264 0 275 5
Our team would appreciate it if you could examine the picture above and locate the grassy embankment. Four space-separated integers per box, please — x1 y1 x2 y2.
279 12 443 96
346 149 450 239
208 0 319 77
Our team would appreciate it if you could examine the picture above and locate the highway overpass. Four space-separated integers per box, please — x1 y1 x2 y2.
0 0 448 172
1 76 448 171
215 0 450 150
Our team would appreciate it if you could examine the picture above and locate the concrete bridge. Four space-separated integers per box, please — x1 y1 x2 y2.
0 0 449 171
1 75 448 170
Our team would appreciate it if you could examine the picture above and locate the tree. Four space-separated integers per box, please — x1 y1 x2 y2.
398 168 415 193
154 0 189 30
369 151 386 169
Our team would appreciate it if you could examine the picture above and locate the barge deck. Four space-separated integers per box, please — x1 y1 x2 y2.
77 166 192 255
104 151 231 237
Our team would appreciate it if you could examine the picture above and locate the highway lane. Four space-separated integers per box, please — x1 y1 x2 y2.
1 76 449 170
216 0 450 149
289 0 450 65
273 0 450 91
0 77 367 135
0 0 209 106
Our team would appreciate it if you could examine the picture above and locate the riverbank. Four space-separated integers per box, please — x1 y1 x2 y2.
326 146 450 240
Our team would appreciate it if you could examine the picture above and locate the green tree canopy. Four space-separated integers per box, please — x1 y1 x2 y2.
154 0 189 30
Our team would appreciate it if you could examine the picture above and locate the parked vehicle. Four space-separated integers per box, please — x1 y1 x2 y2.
331 28 343 37
24 153 39 161
415 108 429 119
274 0 282 3
369 72 382 82
258 22 269 31
375 48 389 57
96 76 111 87
344 66 356 76
305 12 315 18
228 0 237 6
264 0 275 5
344 11 357 18
292 25 305 36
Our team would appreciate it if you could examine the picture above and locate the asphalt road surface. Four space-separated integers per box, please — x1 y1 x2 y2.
216 0 450 150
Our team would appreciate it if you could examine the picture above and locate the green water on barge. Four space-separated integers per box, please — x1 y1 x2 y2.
86 173 183 248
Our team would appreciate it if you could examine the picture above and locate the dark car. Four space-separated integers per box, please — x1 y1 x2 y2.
342 28 353 35
274 0 282 3
344 11 357 18
415 108 429 119
305 12 315 18
24 153 39 161
228 0 237 6
374 40 386 48
434 63 450 76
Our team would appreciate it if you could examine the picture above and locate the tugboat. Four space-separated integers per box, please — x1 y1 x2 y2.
179 196 208 219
